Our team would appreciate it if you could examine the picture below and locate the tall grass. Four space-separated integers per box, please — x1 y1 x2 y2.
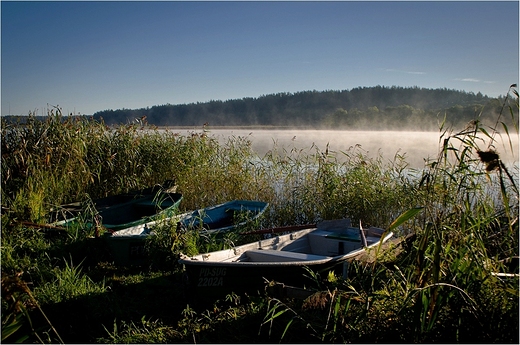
1 86 518 343
33 257 106 305
257 85 519 343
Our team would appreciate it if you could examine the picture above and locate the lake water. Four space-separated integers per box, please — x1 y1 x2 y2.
171 128 519 170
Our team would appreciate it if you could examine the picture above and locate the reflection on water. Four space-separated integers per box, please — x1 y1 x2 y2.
174 129 519 170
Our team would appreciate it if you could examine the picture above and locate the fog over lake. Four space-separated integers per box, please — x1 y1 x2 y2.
174 129 519 170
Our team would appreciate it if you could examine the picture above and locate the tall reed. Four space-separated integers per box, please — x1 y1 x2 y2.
257 85 518 343
1 86 517 343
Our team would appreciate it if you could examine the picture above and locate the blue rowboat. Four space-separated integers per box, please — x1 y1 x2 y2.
105 199 269 265
177 199 269 234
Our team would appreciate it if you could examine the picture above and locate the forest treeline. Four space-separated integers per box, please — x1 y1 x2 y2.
93 86 512 130
7 86 514 130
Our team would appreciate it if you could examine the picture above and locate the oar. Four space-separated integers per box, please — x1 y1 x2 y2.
19 221 67 231
19 221 69 237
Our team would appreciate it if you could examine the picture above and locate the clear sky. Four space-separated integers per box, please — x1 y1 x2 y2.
2 1 518 116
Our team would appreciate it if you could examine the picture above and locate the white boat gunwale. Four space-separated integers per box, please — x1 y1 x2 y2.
179 223 394 267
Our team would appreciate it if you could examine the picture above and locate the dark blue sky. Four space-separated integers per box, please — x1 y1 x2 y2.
2 1 518 116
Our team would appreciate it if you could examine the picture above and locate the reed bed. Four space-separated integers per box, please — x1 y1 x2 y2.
1 87 518 343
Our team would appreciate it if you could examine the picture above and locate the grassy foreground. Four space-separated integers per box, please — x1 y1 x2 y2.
1 87 519 343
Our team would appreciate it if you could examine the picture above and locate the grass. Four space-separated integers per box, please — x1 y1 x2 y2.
32 257 106 305
1 86 518 343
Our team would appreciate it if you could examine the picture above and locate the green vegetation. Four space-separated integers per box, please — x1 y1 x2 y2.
89 86 509 130
1 85 518 343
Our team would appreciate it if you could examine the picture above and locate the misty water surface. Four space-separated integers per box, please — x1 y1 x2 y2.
174 129 519 170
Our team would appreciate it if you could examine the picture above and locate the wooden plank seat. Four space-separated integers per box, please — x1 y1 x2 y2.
245 249 329 262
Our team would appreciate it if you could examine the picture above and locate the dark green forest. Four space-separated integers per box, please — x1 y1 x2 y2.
92 86 509 130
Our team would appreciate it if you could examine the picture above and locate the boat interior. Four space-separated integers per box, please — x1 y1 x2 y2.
179 201 267 231
97 192 182 224
229 220 387 263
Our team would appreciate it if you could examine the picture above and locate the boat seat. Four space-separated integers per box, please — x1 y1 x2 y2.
245 249 329 262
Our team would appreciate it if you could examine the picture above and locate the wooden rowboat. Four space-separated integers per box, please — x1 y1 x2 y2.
53 181 182 232
177 199 269 234
105 199 269 265
178 219 393 299
107 199 269 236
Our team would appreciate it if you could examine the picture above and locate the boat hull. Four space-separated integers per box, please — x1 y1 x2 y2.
179 219 393 301
101 192 183 231
56 192 183 231
178 200 269 234
105 235 150 266
104 199 268 266
182 255 351 299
